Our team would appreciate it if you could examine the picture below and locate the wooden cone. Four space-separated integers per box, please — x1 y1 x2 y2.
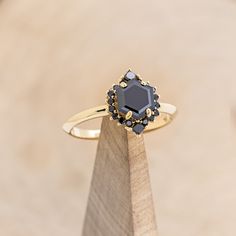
82 116 158 236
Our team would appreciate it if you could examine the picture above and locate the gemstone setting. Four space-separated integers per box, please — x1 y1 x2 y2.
106 70 160 135
116 79 155 120
133 123 145 134
125 71 136 80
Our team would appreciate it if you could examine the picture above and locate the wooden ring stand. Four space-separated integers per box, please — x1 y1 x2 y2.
82 116 158 236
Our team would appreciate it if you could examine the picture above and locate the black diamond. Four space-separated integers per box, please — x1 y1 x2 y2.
133 124 145 134
148 115 155 121
142 119 148 126
153 109 159 116
116 79 155 120
112 113 118 120
113 85 119 91
109 106 115 112
154 94 159 100
108 98 113 105
125 71 136 80
155 102 160 108
125 120 132 127
119 117 125 124
107 90 114 97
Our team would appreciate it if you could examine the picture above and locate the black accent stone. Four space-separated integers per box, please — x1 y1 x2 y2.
125 120 132 127
119 117 125 124
113 85 119 91
133 123 145 134
125 71 136 80
153 109 159 116
108 98 113 105
154 101 160 108
109 106 115 112
112 113 118 120
107 90 115 97
154 94 159 100
116 79 155 120
142 119 148 126
148 115 155 121
155 102 160 108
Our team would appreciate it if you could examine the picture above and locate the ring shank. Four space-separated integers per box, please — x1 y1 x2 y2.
63 103 176 139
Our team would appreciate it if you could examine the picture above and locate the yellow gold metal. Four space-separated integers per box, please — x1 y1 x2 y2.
118 76 124 83
141 81 147 86
125 111 133 120
146 108 152 117
63 103 177 139
120 81 127 88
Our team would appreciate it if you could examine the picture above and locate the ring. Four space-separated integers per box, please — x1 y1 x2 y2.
63 70 177 139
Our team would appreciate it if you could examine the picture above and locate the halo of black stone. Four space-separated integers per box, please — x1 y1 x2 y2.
106 71 160 135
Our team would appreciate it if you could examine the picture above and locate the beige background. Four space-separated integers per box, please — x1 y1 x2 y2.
0 0 236 235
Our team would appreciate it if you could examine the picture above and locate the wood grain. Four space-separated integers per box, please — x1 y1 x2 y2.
0 0 236 235
82 116 157 236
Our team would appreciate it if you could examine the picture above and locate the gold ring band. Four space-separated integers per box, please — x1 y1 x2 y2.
63 103 177 139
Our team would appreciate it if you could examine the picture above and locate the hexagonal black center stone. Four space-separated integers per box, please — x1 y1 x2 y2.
124 86 149 111
116 79 155 119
